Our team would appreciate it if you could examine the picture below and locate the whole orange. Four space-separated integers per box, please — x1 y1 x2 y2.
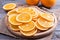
40 0 56 8
26 0 39 5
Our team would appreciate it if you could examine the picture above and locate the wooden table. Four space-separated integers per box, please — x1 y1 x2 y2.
0 0 60 40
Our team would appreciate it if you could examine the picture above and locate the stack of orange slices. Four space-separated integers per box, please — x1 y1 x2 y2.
3 3 54 36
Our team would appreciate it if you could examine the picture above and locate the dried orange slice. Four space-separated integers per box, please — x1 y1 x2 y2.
16 13 32 23
7 9 18 16
9 24 19 32
32 17 38 22
29 7 39 18
3 3 16 10
16 7 39 18
38 18 54 28
39 13 54 22
30 7 39 18
20 28 37 36
35 21 48 30
18 21 35 31
8 14 22 25
16 7 29 13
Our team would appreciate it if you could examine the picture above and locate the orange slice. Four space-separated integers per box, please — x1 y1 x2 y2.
39 13 54 22
3 3 16 10
7 9 18 16
28 7 39 18
16 7 39 18
18 21 35 31
20 28 37 36
30 7 39 18
16 13 32 23
35 21 48 30
9 24 19 32
16 7 29 13
38 18 54 28
8 14 22 25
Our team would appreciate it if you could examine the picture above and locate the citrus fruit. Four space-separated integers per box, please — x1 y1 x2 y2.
16 13 32 23
3 3 16 10
16 7 39 18
26 7 39 18
16 7 25 13
8 14 22 25
16 7 32 13
39 13 54 22
28 7 39 18
26 0 39 5
20 28 37 36
9 24 19 32
7 9 18 16
16 7 31 13
35 21 48 30
18 21 35 31
38 18 54 28
40 0 56 8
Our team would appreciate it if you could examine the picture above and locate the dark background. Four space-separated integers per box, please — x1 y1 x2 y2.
0 0 60 40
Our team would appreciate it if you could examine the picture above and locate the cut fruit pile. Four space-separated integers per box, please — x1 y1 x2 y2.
3 3 54 36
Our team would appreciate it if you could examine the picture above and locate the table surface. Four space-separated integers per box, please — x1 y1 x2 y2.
0 0 60 40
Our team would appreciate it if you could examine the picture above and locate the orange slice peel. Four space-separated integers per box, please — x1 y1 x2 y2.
20 28 37 36
16 13 32 23
39 13 54 22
